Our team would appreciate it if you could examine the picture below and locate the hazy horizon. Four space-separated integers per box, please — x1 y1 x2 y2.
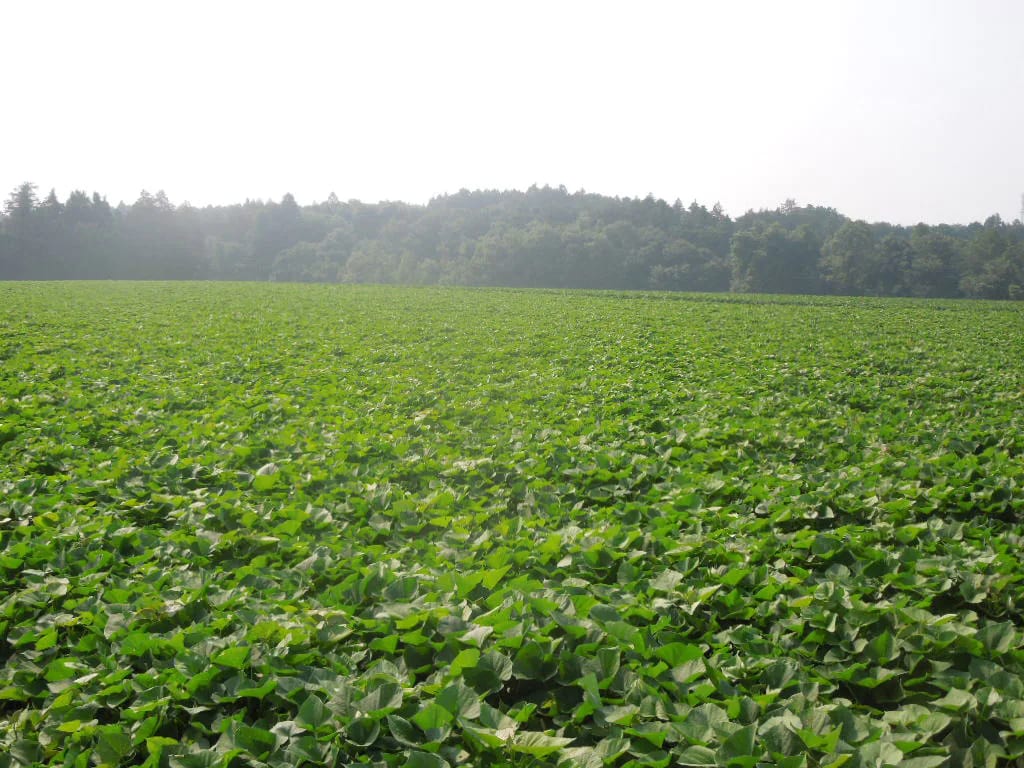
5 0 1024 226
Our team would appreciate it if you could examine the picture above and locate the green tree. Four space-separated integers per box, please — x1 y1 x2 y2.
250 193 304 278
729 224 821 294
908 226 962 298
819 221 876 295
649 239 726 292
4 182 38 233
874 235 913 296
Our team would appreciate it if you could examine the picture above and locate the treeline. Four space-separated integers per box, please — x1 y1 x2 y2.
2 182 1023 299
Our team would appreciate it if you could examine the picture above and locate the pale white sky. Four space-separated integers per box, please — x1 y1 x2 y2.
3 0 1023 224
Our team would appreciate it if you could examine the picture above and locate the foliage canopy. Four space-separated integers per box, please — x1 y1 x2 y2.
1 186 1022 299
1 283 1023 767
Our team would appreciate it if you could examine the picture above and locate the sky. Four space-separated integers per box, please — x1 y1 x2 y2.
3 0 1023 225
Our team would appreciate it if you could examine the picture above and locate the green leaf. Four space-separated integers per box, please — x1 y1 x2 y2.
481 565 511 589
404 752 450 768
370 634 400 653
34 628 58 651
170 750 221 768
559 747 605 768
451 648 481 676
599 704 639 725
121 632 160 657
978 622 1016 654
509 731 575 756
252 474 279 491
513 642 551 680
655 642 703 666
796 725 841 753
233 724 276 757
867 631 897 664
412 702 454 732
211 645 250 669
357 681 403 716
95 727 132 764
296 695 329 729
934 688 976 712
387 714 423 747
237 678 277 699
583 647 620 686
676 745 718 766
651 569 684 592
717 724 757 761
720 567 750 587
464 650 513 693
594 737 631 761
461 625 494 647
856 740 905 767
438 683 481 719
285 735 326 764
9 740 43 766
271 720 305 741
347 716 380 746
901 758 948 768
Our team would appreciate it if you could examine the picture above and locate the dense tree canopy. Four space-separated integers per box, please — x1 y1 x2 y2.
1 183 1022 299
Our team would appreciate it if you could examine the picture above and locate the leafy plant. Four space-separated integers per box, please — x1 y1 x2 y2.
0 282 1022 767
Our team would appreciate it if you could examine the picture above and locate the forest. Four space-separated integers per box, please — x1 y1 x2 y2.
1 182 1022 299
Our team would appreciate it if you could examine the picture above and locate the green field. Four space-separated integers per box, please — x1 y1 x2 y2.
1 282 1023 768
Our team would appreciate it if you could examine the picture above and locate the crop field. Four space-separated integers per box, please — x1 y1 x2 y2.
1 282 1023 768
